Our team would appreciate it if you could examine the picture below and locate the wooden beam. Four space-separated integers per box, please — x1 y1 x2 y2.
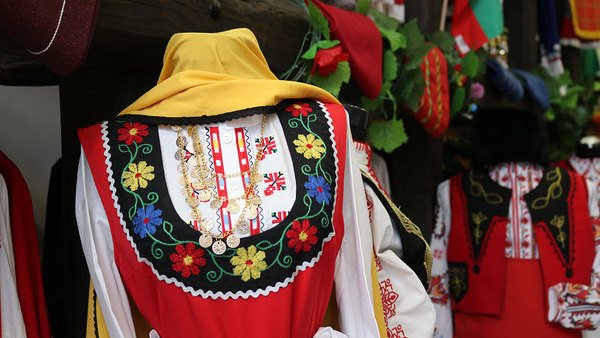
0 0 310 85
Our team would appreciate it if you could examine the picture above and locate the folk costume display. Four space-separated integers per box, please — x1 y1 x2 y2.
428 108 600 337
75 29 384 337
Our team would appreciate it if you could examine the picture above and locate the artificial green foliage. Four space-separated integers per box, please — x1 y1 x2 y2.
379 28 406 52
461 51 479 78
450 87 466 115
361 95 382 113
355 0 372 15
369 8 400 30
367 118 409 152
395 67 426 112
301 40 341 60
308 1 330 40
383 50 398 82
531 66 600 162
309 61 351 97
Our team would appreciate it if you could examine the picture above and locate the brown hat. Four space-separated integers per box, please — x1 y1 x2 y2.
0 0 100 75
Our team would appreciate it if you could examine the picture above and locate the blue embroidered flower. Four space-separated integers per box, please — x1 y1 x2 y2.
132 205 163 238
304 175 332 205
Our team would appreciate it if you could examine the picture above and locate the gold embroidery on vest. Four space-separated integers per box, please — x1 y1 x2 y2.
449 265 468 300
472 212 488 245
550 215 567 249
531 168 563 210
469 171 503 204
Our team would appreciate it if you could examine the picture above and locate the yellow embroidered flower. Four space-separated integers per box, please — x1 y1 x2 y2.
293 134 325 159
230 245 267 282
122 161 155 191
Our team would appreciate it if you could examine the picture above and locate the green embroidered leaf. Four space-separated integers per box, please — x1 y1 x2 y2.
361 95 382 112
309 61 351 97
379 28 406 52
308 1 331 40
369 8 400 30
355 0 372 15
383 50 399 82
461 50 479 78
368 118 409 153
301 40 340 60
450 87 466 115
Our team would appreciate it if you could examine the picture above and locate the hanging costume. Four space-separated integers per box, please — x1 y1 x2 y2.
0 150 51 338
353 140 436 338
428 109 600 337
75 29 384 337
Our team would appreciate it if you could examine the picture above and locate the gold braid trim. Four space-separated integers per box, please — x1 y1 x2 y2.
362 173 433 285
531 167 563 210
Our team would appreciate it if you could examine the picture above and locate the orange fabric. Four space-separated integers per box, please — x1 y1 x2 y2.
454 259 580 338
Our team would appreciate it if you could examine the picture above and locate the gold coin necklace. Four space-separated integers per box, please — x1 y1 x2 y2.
173 115 266 255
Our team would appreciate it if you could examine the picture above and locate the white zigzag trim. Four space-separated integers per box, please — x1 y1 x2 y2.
100 111 339 300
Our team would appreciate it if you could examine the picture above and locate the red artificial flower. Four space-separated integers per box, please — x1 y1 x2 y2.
170 242 206 278
117 122 149 145
285 102 313 117
310 45 349 77
453 64 462 72
286 219 318 253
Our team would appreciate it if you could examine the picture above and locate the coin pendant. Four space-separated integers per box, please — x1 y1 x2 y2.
201 218 214 231
188 156 198 167
177 163 188 174
172 125 184 132
212 240 226 255
178 176 187 186
191 179 205 190
227 200 240 214
237 220 250 234
174 150 182 161
199 234 213 248
176 135 188 148
226 234 240 248
198 190 211 202
251 172 263 184
246 207 258 220
186 196 199 208
210 198 223 210
249 195 262 205
206 177 217 188
190 168 202 178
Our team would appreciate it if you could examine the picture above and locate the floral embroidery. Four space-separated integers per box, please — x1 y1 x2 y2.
122 161 155 191
170 242 206 278
132 205 163 238
108 100 338 294
117 122 149 145
305 176 332 205
293 134 325 160
286 219 318 253
285 102 313 117
231 245 267 282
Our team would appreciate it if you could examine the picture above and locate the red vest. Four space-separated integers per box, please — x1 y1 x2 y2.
447 167 595 315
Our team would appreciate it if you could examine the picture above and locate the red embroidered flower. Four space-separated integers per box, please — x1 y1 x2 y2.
310 45 349 77
170 242 206 278
286 219 318 253
285 102 313 117
117 122 149 145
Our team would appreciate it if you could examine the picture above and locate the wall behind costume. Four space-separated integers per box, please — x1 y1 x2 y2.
0 85 61 248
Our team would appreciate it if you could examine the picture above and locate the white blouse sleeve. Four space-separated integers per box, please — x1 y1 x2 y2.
75 148 136 338
429 180 453 338
334 128 380 338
